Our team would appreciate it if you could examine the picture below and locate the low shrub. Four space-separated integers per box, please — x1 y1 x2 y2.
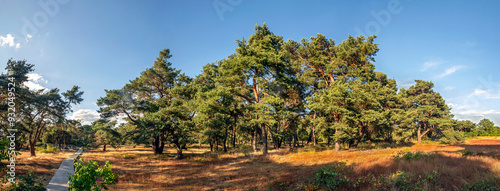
9 170 45 191
314 162 350 190
393 151 436 161
459 150 485 157
36 145 58 153
68 158 118 191
267 177 291 190
440 129 466 144
463 178 500 191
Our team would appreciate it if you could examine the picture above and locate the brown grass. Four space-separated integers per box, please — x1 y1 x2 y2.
0 149 77 189
74 139 500 190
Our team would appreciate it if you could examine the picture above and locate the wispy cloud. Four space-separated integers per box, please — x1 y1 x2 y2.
444 86 456 91
468 89 500 99
421 60 442 72
0 34 21 49
436 65 464 78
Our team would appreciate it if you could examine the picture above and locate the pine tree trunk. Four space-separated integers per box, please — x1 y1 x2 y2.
29 141 36 157
215 137 219 151
306 130 312 145
174 144 183 159
312 126 317 146
350 131 364 149
417 124 422 144
152 135 164 154
313 111 317 146
261 124 268 155
232 119 237 148
223 127 228 152
290 134 297 151
252 126 258 152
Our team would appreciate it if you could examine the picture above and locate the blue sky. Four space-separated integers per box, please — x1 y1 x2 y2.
1 0 499 125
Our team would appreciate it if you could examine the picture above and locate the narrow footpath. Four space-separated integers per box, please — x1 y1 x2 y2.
46 148 83 191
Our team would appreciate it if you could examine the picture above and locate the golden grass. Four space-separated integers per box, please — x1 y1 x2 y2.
0 149 77 189
75 139 500 190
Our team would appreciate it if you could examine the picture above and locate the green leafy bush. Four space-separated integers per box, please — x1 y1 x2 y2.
9 171 45 191
314 162 350 190
36 145 59 153
68 158 118 191
440 129 466 144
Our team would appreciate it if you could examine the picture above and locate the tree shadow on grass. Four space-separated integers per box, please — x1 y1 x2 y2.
80 142 500 190
163 150 500 190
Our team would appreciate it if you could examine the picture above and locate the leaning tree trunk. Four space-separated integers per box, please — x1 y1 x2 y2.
349 131 365 149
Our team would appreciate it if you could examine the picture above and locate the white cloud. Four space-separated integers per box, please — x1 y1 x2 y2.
421 61 442 72
447 103 456 108
468 89 500 99
27 73 48 83
23 73 48 91
398 79 414 88
25 34 32 42
70 109 100 125
0 34 21 49
436 65 464 78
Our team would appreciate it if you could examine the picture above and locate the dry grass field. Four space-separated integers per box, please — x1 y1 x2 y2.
76 137 500 190
0 149 77 189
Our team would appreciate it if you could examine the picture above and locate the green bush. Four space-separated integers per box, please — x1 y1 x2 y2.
36 145 59 153
9 171 45 191
393 151 436 161
68 158 118 191
355 170 438 190
459 150 475 157
440 129 466 144
463 178 500 191
314 163 350 190
459 150 486 157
